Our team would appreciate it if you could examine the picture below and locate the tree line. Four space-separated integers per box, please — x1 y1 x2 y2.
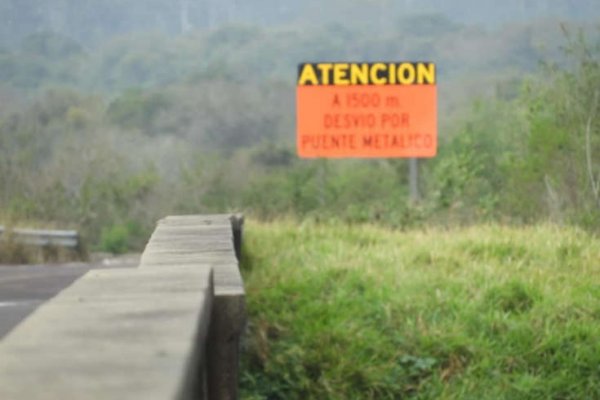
0 17 598 253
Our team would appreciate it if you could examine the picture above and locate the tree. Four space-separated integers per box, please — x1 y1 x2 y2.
513 28 600 224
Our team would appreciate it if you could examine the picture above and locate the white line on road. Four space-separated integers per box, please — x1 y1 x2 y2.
0 301 40 308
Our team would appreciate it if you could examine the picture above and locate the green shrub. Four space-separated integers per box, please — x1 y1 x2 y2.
99 224 130 254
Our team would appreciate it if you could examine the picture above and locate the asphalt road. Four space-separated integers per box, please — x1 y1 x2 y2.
0 255 139 339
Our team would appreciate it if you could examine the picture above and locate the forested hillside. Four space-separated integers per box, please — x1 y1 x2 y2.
0 1 599 253
1 0 599 46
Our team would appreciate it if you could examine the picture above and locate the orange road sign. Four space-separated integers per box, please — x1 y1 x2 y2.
296 62 437 158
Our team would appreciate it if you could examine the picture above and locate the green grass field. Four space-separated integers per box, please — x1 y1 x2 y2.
240 220 600 399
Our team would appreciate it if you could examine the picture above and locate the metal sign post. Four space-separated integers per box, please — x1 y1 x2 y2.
409 157 420 203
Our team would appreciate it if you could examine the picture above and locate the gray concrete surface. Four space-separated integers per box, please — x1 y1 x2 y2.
143 214 246 400
0 265 214 400
0 214 246 400
0 256 139 339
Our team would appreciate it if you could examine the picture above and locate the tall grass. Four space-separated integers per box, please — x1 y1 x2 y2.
0 216 86 264
240 220 600 399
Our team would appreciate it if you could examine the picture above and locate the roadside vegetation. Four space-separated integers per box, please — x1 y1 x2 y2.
240 220 600 399
1 3 599 398
0 239 83 264
1 21 598 258
0 216 85 263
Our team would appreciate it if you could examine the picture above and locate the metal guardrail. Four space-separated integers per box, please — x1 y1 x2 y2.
0 226 80 248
